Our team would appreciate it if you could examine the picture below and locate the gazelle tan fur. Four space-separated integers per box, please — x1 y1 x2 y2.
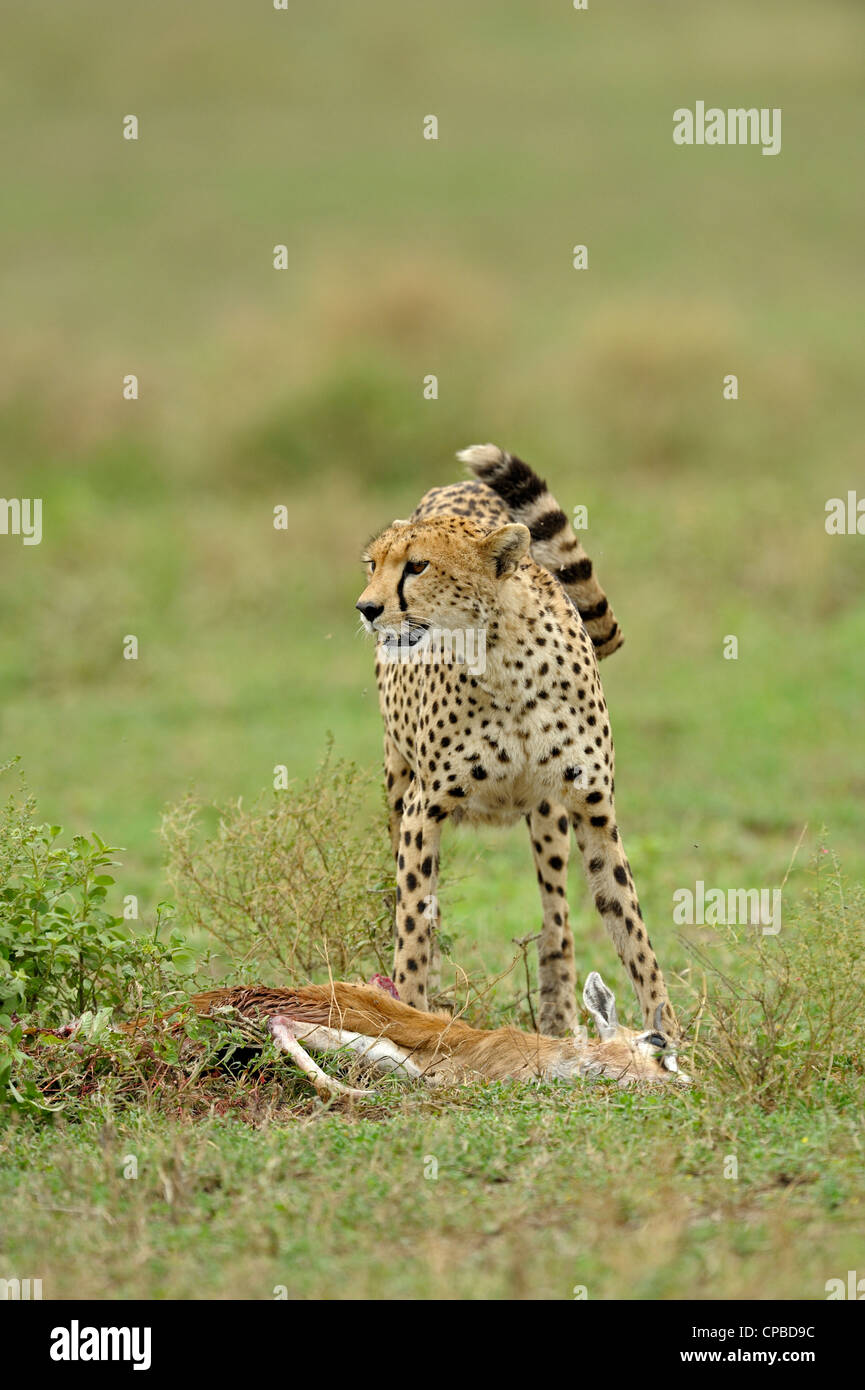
195 972 688 1097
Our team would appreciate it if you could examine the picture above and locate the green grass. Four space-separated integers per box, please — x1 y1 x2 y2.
2 1085 862 1301
1 0 864 1299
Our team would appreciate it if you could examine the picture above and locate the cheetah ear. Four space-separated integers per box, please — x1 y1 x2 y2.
481 523 530 578
583 971 619 1041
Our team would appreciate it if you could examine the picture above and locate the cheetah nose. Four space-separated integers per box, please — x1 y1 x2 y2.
356 600 384 622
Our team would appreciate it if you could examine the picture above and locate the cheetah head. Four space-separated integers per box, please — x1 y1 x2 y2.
356 515 530 657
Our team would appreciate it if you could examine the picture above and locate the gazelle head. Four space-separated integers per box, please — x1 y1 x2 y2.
563 972 690 1086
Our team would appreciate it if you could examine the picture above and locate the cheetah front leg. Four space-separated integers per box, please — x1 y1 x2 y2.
393 786 445 1011
384 735 413 859
528 802 577 1035
385 742 443 998
571 795 679 1037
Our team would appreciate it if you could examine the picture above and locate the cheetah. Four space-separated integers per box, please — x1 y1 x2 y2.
355 444 678 1038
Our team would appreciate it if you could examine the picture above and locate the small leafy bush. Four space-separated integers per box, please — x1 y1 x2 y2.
0 767 191 1020
2 999 299 1119
161 750 394 982
0 762 201 1110
686 846 865 1109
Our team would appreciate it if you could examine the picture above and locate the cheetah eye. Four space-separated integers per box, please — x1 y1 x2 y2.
363 558 375 572
404 560 428 576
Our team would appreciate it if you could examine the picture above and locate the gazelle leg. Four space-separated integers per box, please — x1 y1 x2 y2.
269 1015 422 1095
294 1021 423 1081
268 1016 372 1099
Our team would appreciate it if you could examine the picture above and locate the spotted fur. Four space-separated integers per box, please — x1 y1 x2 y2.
356 445 678 1037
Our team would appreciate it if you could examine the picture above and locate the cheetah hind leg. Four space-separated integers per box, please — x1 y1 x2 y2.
572 803 679 1037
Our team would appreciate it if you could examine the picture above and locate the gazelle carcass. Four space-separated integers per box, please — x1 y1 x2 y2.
193 971 689 1099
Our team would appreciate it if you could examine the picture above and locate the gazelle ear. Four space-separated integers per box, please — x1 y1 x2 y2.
480 523 530 578
583 971 619 1041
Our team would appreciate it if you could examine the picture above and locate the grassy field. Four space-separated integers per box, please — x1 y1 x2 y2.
3 1078 863 1302
1 0 864 1300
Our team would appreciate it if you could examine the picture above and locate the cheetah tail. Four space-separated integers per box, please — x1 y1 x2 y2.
457 443 623 659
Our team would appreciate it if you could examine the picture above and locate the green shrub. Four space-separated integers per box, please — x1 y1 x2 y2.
162 750 394 982
0 762 206 1111
685 847 865 1110
0 765 192 1022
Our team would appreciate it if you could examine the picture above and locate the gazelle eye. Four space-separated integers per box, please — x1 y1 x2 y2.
647 1032 667 1049
404 560 428 576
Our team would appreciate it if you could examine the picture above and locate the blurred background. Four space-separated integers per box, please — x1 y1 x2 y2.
1 0 863 989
